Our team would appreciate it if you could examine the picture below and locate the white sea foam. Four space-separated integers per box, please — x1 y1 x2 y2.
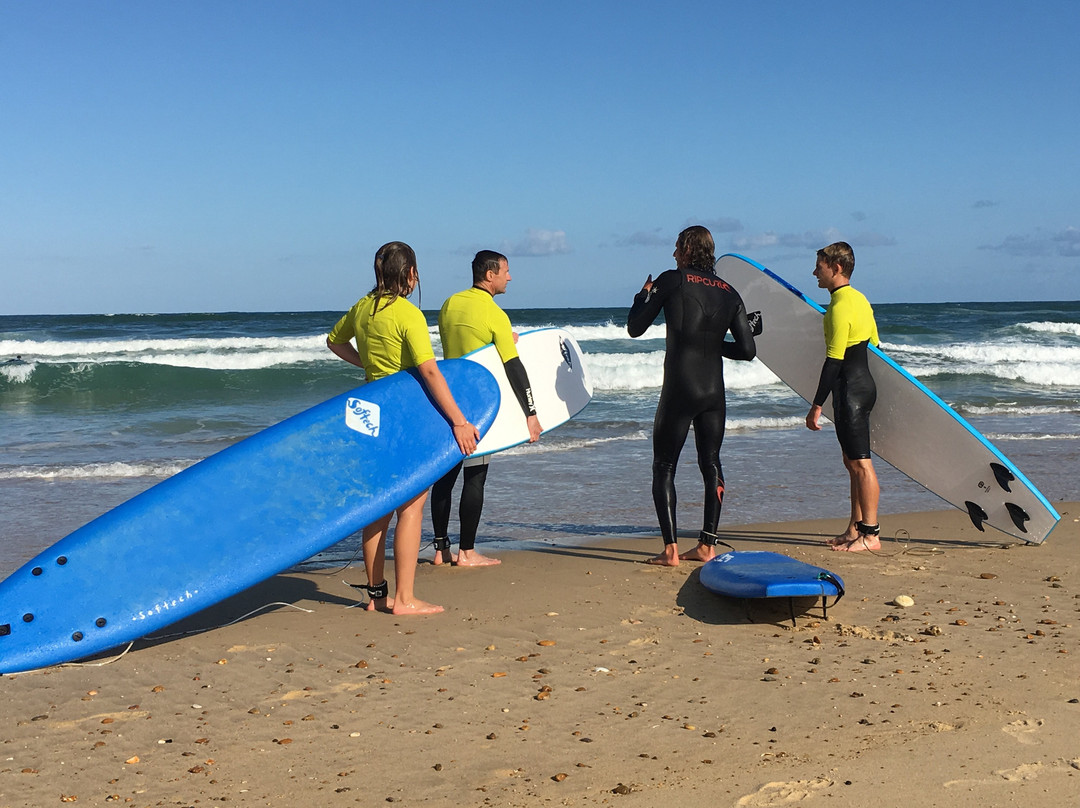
0 335 327 370
0 461 190 481
500 431 649 455
0 362 35 383
984 432 1080 442
962 403 1080 416
583 351 784 392
883 341 1080 387
1019 321 1080 337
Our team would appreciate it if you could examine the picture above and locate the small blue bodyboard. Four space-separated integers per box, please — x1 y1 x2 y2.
700 551 844 600
0 359 500 674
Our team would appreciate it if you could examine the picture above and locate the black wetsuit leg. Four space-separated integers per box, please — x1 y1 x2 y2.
832 341 876 460
430 462 463 539
651 392 694 545
692 406 727 536
457 463 488 552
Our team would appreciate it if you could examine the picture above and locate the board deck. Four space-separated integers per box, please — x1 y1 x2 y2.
0 359 500 674
463 328 593 456
716 253 1059 544
700 551 844 600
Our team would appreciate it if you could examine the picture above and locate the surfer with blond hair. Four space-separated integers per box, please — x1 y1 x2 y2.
805 241 882 552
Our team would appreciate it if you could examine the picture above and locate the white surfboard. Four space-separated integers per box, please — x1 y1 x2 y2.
462 328 593 456
716 253 1060 544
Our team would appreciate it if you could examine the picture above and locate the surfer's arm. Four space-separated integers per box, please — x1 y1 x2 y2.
415 358 480 455
326 337 365 370
503 356 542 442
627 274 663 337
722 301 757 361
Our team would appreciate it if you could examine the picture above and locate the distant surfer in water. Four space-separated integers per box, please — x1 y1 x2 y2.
627 225 757 566
805 241 882 552
327 241 480 614
429 250 542 567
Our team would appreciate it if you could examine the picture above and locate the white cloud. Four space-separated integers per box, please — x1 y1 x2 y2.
503 228 572 257
732 231 780 249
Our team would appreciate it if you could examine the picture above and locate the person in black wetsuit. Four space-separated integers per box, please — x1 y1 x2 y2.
805 241 882 552
627 225 757 566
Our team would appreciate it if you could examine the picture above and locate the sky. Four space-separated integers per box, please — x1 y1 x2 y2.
2 1 1078 315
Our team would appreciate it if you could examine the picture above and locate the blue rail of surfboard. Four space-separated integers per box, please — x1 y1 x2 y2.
724 253 1061 533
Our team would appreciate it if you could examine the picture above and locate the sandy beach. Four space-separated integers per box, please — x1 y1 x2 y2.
3 504 1079 808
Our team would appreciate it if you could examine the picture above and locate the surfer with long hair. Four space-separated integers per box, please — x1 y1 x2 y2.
327 241 479 614
627 225 757 566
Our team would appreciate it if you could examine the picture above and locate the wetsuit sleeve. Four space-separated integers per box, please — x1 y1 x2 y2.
812 358 843 406
627 271 673 337
722 299 757 361
503 356 537 416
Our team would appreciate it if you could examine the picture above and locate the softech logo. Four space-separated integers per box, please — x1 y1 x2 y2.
345 398 381 438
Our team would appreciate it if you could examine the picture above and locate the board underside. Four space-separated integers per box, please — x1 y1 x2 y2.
0 359 500 674
716 254 1059 544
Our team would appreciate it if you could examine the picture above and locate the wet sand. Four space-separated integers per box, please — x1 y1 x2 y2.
3 505 1079 807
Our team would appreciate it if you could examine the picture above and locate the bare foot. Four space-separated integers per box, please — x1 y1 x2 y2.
391 598 445 615
365 596 395 613
678 543 716 563
432 540 453 566
645 546 680 566
832 534 881 553
827 526 859 546
455 550 501 567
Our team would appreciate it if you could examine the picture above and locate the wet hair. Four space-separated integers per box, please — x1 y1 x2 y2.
817 242 855 277
471 249 508 285
369 241 417 312
676 225 716 272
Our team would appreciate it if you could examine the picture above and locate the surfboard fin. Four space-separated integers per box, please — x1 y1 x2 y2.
990 462 1014 492
1005 502 1030 533
964 501 988 532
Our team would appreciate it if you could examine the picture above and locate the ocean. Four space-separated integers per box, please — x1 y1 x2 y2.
2 300 1079 578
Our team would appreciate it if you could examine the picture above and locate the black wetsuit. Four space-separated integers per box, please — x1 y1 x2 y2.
627 266 757 545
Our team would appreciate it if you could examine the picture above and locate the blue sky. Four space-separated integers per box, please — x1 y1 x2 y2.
2 1 1078 315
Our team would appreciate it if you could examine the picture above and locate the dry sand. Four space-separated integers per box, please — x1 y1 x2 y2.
3 505 1079 807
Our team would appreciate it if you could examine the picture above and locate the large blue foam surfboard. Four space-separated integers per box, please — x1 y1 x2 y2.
462 328 593 456
0 359 500 674
717 253 1059 544
700 551 844 600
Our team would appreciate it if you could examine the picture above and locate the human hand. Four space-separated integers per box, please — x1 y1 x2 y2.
526 414 542 443
453 422 480 454
805 405 822 431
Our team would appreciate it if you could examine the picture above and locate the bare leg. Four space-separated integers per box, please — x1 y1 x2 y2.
361 515 394 611
390 490 444 615
833 456 880 552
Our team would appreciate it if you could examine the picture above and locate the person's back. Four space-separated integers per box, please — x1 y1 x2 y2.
651 267 750 401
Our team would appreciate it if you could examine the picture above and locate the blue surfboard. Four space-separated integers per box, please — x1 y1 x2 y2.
0 359 500 674
700 551 844 601
716 254 1059 544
